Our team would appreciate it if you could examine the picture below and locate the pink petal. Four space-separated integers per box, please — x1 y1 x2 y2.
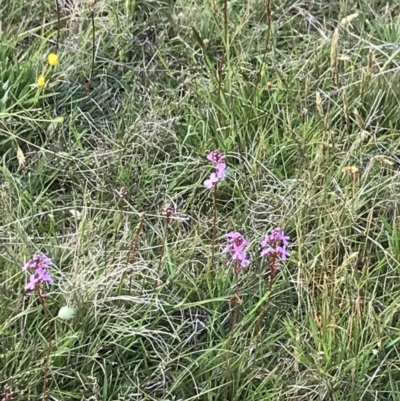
204 173 219 189
226 231 240 239
241 258 250 268
204 179 214 189
216 163 226 179
222 244 233 254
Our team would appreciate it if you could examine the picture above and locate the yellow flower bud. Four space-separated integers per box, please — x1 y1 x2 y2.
48 53 59 66
37 75 46 87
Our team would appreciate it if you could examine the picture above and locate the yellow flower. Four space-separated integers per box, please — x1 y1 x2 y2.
37 75 46 87
48 53 59 66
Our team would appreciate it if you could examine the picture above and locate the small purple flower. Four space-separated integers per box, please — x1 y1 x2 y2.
260 228 290 264
36 267 54 285
216 163 226 179
225 231 249 249
204 150 226 189
25 274 39 291
276 246 290 260
22 253 52 270
261 227 290 248
207 150 226 165
260 246 273 257
223 231 250 269
22 262 32 270
22 253 53 292
240 257 250 268
261 227 290 289
204 172 219 189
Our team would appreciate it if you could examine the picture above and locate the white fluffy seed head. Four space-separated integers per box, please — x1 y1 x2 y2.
58 306 76 320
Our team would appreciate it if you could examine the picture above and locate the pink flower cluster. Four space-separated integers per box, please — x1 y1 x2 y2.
222 228 290 271
204 150 226 189
260 227 290 262
223 232 250 268
22 253 53 291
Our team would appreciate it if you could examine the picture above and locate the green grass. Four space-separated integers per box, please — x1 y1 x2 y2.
2 0 400 399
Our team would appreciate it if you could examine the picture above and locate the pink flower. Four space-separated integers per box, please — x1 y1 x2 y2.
216 163 226 179
207 150 226 165
22 253 53 292
223 231 250 269
260 246 273 257
260 228 290 263
204 172 219 189
22 253 52 270
225 231 249 249
36 267 54 285
204 150 226 189
261 227 290 248
261 227 290 288
25 274 39 291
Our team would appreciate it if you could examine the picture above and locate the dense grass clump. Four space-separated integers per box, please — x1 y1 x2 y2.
2 0 400 400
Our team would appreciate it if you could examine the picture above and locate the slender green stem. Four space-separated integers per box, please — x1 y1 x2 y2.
125 213 145 293
90 3 96 82
216 54 224 127
41 0 46 38
247 0 272 120
223 0 228 46
254 289 272 346
210 0 216 13
111 198 124 266
55 0 61 51
156 216 169 287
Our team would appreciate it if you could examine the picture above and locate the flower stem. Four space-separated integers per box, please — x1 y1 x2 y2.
111 197 125 267
225 261 241 397
41 0 46 38
156 216 169 287
90 1 96 82
123 212 145 293
223 0 228 46
55 0 60 51
210 0 216 13
254 257 277 368
269 263 275 290
37 288 53 401
247 0 272 121
217 54 224 127
211 183 218 271
268 254 278 290
254 285 272 345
